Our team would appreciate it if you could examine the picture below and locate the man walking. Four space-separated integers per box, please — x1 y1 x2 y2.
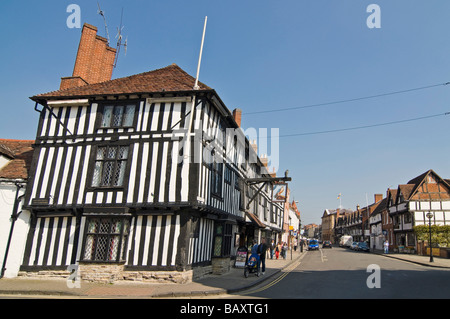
270 239 275 259
384 240 389 254
258 238 268 274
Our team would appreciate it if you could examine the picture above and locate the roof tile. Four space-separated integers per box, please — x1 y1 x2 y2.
31 64 212 100
0 139 34 180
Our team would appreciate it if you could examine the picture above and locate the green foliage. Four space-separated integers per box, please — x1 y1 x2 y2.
413 225 450 247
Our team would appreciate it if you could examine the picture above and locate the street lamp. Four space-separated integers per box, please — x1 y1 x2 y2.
426 212 434 263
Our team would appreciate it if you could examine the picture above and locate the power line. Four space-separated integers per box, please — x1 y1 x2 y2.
272 112 449 138
244 82 450 115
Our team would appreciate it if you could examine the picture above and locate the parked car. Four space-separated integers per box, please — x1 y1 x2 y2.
322 241 332 248
357 242 370 252
350 242 359 250
308 240 319 251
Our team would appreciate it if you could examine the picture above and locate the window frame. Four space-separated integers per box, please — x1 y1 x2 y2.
212 222 233 258
96 101 139 129
81 216 131 263
88 144 132 190
224 164 232 185
210 159 223 198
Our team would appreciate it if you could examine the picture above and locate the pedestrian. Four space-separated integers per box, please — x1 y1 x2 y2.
270 239 275 259
282 242 287 259
275 242 280 259
258 238 268 274
384 240 389 254
251 239 259 255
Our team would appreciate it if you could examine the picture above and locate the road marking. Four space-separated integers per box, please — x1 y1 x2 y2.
238 253 307 296
320 249 328 262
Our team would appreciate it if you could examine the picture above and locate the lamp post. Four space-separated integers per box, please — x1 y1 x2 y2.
426 212 434 263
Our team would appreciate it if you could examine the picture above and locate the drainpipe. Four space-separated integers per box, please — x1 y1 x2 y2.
0 182 24 279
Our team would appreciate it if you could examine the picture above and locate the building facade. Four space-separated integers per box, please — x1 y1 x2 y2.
369 196 387 250
18 23 285 283
387 170 450 254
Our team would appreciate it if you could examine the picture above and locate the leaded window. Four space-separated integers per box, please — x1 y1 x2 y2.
213 223 233 257
211 160 223 197
82 217 130 262
224 165 232 185
101 104 136 128
92 146 129 187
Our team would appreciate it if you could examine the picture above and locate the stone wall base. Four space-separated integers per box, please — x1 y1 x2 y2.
211 257 231 275
17 264 214 284
17 270 70 279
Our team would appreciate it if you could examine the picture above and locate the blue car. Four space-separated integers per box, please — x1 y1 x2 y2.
308 240 319 251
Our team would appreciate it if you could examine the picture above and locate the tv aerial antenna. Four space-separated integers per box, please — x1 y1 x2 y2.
97 2 110 45
113 7 128 68
97 3 127 68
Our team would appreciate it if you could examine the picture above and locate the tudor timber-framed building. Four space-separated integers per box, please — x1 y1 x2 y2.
19 24 284 283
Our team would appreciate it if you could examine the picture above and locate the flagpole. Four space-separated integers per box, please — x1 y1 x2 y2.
194 16 207 90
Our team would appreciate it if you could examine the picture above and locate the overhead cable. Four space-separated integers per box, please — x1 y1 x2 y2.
244 82 450 115
272 112 450 138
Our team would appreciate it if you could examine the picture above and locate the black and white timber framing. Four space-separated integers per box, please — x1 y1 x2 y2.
21 89 284 276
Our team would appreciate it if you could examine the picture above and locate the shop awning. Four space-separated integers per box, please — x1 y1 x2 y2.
245 211 266 228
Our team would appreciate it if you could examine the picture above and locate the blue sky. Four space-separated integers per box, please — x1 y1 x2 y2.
1 1 450 225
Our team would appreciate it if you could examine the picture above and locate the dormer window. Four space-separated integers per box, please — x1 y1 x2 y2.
100 104 136 128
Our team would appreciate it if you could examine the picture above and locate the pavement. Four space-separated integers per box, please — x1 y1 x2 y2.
0 248 449 298
0 249 305 298
372 249 450 269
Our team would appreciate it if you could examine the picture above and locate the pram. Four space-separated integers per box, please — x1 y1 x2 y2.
244 253 260 278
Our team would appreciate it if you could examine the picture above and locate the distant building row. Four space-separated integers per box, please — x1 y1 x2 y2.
321 169 450 255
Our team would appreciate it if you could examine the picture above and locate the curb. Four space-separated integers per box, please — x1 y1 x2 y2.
372 251 450 269
0 253 306 298
156 252 305 298
222 251 306 296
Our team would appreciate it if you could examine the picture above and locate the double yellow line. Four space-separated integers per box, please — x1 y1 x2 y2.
239 256 304 296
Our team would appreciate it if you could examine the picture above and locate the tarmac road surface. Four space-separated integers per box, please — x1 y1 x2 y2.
226 247 450 299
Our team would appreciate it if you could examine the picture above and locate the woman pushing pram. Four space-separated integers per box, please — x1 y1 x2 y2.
244 240 260 278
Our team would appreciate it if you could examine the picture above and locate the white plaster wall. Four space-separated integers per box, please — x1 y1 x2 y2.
0 183 31 278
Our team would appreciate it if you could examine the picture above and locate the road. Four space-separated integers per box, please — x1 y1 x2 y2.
228 247 450 299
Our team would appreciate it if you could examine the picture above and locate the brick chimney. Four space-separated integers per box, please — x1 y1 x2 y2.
250 139 257 154
60 23 116 90
232 108 242 127
260 154 268 167
374 194 383 203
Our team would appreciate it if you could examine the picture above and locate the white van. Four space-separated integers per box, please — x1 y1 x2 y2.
339 235 353 247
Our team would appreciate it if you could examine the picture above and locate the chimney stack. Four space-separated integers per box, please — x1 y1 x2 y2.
260 154 268 167
232 108 242 127
250 139 257 154
60 23 116 90
374 194 383 203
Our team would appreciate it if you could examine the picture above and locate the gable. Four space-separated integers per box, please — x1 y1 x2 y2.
397 184 414 203
387 189 397 207
408 170 450 201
